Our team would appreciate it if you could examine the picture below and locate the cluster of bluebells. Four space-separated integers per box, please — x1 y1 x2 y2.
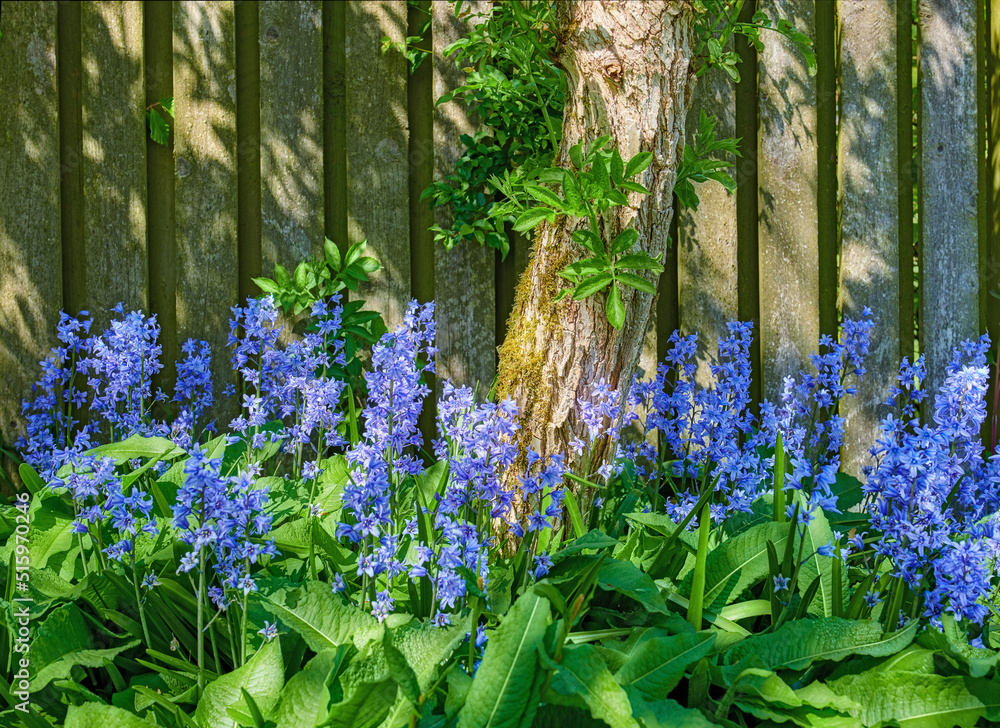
412 383 521 621
169 339 215 450
337 301 436 616
760 309 875 515
864 335 1000 625
626 320 762 526
172 446 277 602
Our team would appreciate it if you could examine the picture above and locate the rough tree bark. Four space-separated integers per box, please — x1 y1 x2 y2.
496 1 696 468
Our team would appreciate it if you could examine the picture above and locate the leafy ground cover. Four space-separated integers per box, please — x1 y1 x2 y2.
2 284 999 728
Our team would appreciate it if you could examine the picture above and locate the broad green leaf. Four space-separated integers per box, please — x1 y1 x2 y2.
512 207 554 232
679 522 788 611
616 253 664 272
33 639 139 691
793 492 847 616
553 530 620 563
618 180 652 196
610 229 639 256
325 237 342 270
269 648 351 728
624 152 653 178
259 580 383 653
570 229 605 256
825 670 1000 728
627 692 713 727
524 184 564 209
65 703 158 728
457 589 551 728
917 614 1000 678
545 643 639 728
573 272 613 300
197 639 284 728
93 434 185 464
616 272 656 296
253 276 280 294
382 617 469 728
605 283 625 329
615 632 715 701
325 641 397 728
724 617 918 671
596 558 670 614
18 463 44 495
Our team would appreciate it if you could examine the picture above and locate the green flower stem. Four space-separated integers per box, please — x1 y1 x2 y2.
773 431 786 523
687 496 713 629
197 546 206 697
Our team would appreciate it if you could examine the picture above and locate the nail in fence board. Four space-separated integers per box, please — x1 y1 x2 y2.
345 0 411 330
173 1 240 419
0 1 63 455
679 58 739 388
756 0 819 404
918 0 982 399
259 1 325 276
432 0 496 392
82 1 148 329
838 0 902 478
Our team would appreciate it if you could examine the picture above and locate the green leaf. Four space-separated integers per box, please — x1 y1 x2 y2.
617 180 652 196
457 589 551 728
573 273 613 300
159 97 174 116
610 229 639 256
793 491 847 616
724 617 918 671
147 108 170 146
324 641 397 728
253 277 280 294
624 152 653 178
512 207 554 232
596 558 670 614
545 643 639 728
324 237 342 270
825 670 1000 728
18 463 44 495
258 580 383 653
610 150 625 185
616 272 656 296
680 521 788 611
605 283 625 329
571 229 605 256
524 184 565 209
92 434 185 465
553 530 620 563
382 617 469 727
627 692 714 727
917 614 1000 678
268 648 351 728
197 639 284 728
66 703 159 728
570 142 584 169
615 631 715 701
616 253 663 273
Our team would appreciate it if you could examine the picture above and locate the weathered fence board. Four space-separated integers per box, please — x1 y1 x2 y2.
346 1 411 330
81 1 148 327
919 0 981 398
679 62 739 386
0 1 62 450
838 0 902 477
432 0 496 391
173 1 239 415
757 0 818 404
259 1 325 276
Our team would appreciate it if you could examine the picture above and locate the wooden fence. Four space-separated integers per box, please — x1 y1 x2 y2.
1 0 998 477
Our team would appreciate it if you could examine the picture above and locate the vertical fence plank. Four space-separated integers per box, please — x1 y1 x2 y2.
897 0 915 365
679 63 738 386
432 0 495 391
345 1 411 329
81 1 148 328
838 0 901 477
756 0 818 403
918 0 981 399
259 1 324 276
235 0 261 304
0 1 62 457
990 0 1000 431
735 0 761 409
145 0 177 404
324 0 348 249
174 1 239 418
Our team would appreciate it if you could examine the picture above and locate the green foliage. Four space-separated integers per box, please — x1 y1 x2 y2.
673 110 741 212
145 98 173 147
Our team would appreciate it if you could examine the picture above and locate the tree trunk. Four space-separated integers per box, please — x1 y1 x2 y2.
496 1 696 468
